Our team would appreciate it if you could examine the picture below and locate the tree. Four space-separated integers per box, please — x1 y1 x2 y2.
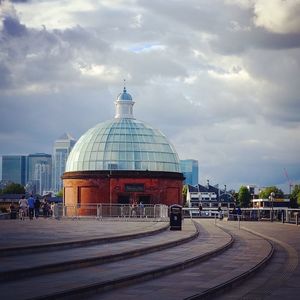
56 190 63 198
182 185 188 207
2 183 25 194
237 186 251 208
290 185 300 208
259 186 284 199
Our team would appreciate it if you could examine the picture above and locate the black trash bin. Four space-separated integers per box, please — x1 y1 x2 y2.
169 204 182 231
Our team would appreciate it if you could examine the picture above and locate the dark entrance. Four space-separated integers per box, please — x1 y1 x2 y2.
118 194 130 204
138 195 151 204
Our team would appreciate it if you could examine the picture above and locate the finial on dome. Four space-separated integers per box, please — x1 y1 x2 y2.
117 80 133 101
123 79 126 93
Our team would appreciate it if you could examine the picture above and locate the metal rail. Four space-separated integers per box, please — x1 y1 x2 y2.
57 203 169 221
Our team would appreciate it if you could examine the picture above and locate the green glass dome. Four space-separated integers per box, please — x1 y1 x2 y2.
66 87 181 173
66 118 180 172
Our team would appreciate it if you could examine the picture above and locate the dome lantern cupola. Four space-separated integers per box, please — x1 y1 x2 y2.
115 84 135 119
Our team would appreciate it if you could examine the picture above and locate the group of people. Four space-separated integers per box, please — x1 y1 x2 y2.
127 200 145 217
9 195 54 220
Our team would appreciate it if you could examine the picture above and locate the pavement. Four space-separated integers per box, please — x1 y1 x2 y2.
0 219 197 281
94 220 273 300
219 221 300 300
0 218 168 249
0 217 299 299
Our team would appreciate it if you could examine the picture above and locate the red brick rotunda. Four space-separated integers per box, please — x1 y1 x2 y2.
63 86 184 215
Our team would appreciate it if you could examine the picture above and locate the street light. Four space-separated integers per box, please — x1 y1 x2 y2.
269 192 275 222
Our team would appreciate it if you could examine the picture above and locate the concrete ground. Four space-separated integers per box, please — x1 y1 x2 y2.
0 217 299 299
0 218 167 248
219 221 300 300
86 220 300 300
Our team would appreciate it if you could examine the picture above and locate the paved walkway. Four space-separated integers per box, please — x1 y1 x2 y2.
0 219 232 300
215 221 300 299
0 218 168 248
93 219 272 300
1 218 299 299
0 220 197 281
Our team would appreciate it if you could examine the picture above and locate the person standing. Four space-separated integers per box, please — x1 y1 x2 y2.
42 199 50 217
9 202 17 219
34 196 41 218
198 203 203 217
27 194 35 220
50 202 55 218
139 201 144 218
218 206 223 220
19 196 28 220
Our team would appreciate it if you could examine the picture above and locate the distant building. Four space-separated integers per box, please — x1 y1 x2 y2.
52 133 76 193
180 159 199 186
27 153 52 195
2 155 27 185
251 198 290 208
186 180 234 208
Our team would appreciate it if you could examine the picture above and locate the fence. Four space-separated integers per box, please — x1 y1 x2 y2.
60 203 169 221
182 207 300 225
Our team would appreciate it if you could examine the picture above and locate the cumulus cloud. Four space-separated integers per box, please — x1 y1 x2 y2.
2 15 27 35
0 0 299 191
253 0 300 34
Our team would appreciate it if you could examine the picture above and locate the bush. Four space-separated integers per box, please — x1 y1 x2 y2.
0 206 8 213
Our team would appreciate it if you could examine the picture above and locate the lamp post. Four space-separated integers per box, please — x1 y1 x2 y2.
269 192 275 222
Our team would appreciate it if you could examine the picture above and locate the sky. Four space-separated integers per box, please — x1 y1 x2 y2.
0 0 299 192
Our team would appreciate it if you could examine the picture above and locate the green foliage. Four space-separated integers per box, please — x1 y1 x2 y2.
259 186 284 199
56 190 63 198
182 185 188 207
182 185 187 200
290 185 300 208
1 183 25 194
237 186 251 208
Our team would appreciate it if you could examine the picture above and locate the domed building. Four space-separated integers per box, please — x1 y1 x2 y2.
63 87 184 213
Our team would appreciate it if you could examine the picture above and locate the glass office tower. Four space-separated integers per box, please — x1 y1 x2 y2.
52 133 76 193
2 155 27 185
27 153 52 195
180 159 199 186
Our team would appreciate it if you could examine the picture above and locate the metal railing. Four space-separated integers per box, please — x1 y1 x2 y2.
59 203 169 221
182 207 225 218
182 207 300 225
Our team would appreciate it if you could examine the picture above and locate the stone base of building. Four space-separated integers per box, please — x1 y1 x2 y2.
63 170 184 216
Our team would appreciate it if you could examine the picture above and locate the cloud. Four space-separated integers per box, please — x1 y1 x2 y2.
0 0 299 191
227 0 300 34
2 15 27 36
253 0 300 34
0 63 11 88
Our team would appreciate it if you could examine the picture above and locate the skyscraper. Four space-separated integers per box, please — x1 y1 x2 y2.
52 133 76 192
27 153 52 195
180 159 199 186
2 155 27 185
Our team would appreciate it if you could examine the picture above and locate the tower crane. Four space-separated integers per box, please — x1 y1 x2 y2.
283 168 293 195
